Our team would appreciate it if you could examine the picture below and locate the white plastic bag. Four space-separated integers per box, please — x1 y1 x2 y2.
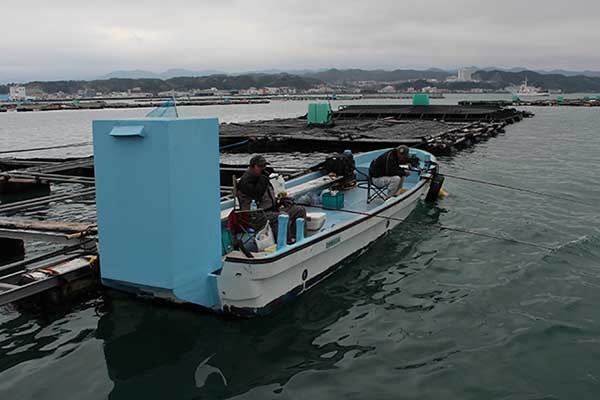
269 173 286 197
255 221 275 252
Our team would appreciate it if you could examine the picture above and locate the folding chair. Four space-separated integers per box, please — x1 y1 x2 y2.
365 175 390 203
355 169 390 204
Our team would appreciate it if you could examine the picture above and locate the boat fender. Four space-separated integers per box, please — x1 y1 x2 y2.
425 174 445 203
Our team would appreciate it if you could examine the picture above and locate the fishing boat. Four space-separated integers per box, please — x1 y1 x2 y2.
217 148 440 316
92 116 443 317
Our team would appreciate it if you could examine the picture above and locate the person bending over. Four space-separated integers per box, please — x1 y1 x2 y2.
368 145 413 198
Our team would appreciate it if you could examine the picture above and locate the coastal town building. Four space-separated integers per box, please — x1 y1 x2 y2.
457 68 474 82
9 85 26 100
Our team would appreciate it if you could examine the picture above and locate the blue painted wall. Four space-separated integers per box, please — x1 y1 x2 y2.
93 118 222 308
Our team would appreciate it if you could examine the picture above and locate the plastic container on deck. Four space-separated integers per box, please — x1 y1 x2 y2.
322 190 344 210
221 228 233 255
306 212 327 231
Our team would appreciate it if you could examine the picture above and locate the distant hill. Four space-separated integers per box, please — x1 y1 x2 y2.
101 70 161 79
301 68 452 83
26 78 172 95
167 73 322 90
22 73 324 95
101 68 328 80
473 70 600 92
11 69 600 96
88 66 600 88
474 66 600 78
542 69 600 78
102 69 225 80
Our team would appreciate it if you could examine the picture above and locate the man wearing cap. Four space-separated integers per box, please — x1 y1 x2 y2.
368 145 413 198
237 155 306 243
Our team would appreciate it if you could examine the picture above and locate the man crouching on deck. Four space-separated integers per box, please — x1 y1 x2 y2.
368 145 413 198
237 155 306 243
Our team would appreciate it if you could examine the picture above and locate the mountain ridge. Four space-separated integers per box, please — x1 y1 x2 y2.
101 67 600 80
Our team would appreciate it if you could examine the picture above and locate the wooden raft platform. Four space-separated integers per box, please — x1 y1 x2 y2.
220 117 508 154
334 104 527 122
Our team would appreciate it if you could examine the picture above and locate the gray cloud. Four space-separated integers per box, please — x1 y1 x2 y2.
1 0 599 82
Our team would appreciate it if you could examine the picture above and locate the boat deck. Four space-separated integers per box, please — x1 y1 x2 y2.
222 148 433 260
304 181 415 229
304 153 423 227
225 170 423 260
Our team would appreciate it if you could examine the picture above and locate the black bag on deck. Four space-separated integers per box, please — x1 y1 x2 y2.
323 153 356 186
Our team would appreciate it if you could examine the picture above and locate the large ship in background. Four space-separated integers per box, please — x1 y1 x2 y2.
509 77 550 98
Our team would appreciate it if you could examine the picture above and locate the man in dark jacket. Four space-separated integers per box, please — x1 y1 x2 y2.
237 155 306 243
368 145 412 197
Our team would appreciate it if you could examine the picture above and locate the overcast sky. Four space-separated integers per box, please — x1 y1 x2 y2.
2 0 599 82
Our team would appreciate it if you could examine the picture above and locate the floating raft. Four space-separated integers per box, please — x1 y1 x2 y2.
218 104 526 154
0 215 98 306
221 118 508 154
0 156 306 200
459 98 600 107
334 104 527 122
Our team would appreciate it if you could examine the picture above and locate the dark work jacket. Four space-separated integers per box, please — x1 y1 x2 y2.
368 150 409 178
237 169 277 211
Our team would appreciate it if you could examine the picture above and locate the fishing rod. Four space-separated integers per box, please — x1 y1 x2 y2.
297 203 555 251
441 173 595 208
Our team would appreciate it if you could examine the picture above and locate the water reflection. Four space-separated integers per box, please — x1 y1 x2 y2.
97 291 358 399
94 205 443 399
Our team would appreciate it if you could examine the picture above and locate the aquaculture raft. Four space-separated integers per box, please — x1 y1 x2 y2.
334 104 527 122
220 118 509 155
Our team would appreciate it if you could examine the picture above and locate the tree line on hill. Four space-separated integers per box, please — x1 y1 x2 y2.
472 70 600 92
0 73 323 96
2 69 600 95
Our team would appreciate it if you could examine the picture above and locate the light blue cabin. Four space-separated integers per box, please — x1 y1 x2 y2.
93 118 222 309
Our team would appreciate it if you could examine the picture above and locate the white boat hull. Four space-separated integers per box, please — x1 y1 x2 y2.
515 92 550 98
217 180 430 316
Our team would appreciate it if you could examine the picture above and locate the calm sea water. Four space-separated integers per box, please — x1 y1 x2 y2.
1 97 600 399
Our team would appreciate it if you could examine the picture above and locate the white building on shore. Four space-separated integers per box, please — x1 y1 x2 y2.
457 68 474 82
9 85 26 100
